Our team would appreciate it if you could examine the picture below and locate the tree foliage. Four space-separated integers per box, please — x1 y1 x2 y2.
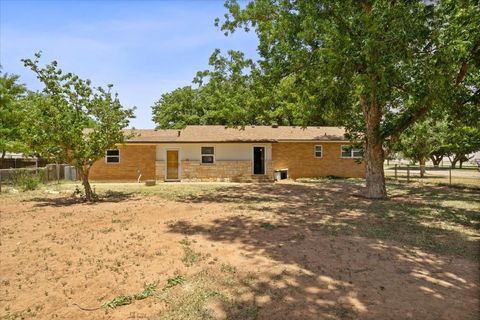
0 71 27 166
395 116 449 176
444 123 480 168
152 49 338 128
395 109 480 170
154 0 479 198
21 53 135 201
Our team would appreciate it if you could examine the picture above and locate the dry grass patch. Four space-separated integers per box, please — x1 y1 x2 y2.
0 179 478 319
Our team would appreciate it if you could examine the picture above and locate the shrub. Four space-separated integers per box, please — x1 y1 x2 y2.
20 175 39 191
37 168 47 183
10 169 41 191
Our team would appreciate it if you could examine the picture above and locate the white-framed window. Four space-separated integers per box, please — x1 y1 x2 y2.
105 149 120 163
314 145 323 158
201 146 215 164
341 145 363 159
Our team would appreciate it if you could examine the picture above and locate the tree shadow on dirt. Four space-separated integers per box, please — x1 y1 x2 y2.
25 190 135 207
167 181 479 319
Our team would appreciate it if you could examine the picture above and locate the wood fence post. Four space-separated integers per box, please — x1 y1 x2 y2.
449 168 452 186
407 166 410 183
395 164 398 180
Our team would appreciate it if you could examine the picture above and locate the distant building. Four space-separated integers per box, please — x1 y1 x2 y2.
1 153 46 169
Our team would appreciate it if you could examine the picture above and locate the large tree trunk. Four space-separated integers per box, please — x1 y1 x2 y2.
419 158 426 178
459 155 470 169
362 97 387 199
78 168 94 202
429 154 442 168
450 155 460 169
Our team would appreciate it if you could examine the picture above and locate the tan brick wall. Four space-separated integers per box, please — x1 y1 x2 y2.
173 160 273 182
89 142 363 182
90 145 156 181
272 142 365 179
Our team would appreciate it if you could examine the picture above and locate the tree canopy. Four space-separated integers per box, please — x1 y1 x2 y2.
21 53 135 201
0 71 27 167
152 0 480 198
152 49 339 128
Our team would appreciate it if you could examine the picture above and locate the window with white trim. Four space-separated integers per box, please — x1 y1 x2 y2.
314 145 323 158
341 145 363 159
105 149 120 163
201 147 215 164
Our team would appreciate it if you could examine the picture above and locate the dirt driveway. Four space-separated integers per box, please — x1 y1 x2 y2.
0 180 479 319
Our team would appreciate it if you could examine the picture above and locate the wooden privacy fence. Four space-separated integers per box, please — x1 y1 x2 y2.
0 158 48 169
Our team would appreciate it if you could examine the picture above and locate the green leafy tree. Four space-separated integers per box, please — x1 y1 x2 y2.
445 124 480 168
0 71 27 168
396 118 449 177
153 50 263 128
152 49 337 128
211 0 479 198
22 53 135 201
152 86 204 129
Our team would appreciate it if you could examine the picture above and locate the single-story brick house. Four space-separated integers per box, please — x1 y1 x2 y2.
89 125 365 182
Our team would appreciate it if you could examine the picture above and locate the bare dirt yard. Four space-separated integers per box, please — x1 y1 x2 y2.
1 180 479 320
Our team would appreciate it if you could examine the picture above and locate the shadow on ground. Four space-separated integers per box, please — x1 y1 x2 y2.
25 190 135 207
166 181 479 319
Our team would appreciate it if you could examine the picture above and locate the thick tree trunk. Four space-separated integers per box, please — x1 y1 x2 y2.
78 168 94 202
450 155 460 169
419 158 426 178
365 141 387 198
458 155 472 169
429 154 442 168
362 97 387 199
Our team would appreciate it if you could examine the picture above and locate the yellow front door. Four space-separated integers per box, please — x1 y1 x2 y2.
166 150 179 180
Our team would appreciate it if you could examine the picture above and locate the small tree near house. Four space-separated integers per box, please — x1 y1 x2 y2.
22 53 135 201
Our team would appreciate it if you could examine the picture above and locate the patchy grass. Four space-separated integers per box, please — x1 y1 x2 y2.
134 281 159 300
156 268 259 320
0 181 227 202
1 179 478 319
177 179 479 259
165 275 186 288
180 238 202 267
102 295 133 309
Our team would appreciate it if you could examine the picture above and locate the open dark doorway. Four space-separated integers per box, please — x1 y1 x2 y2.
253 147 265 175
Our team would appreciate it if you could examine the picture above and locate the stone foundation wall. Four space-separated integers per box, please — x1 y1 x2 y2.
155 161 165 180
155 160 273 182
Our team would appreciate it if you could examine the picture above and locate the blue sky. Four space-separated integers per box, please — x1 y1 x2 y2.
0 0 258 128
